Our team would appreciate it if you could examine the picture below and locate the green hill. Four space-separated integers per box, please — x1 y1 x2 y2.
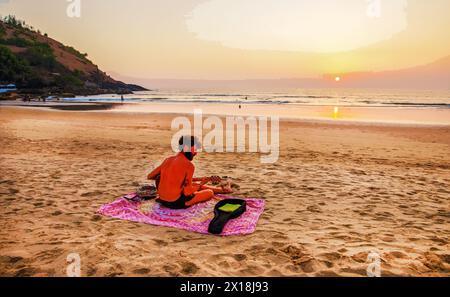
0 16 147 96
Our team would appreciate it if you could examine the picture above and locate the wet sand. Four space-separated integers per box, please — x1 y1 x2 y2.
110 101 450 126
0 101 116 111
0 106 449 276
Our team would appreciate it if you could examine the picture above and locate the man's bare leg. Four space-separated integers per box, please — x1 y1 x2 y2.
192 181 232 194
185 189 215 207
186 179 234 207
195 180 233 194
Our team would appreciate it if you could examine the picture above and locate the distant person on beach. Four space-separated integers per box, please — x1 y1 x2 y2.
147 136 232 209
121 95 124 102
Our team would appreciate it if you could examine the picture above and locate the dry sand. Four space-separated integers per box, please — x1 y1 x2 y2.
0 106 449 276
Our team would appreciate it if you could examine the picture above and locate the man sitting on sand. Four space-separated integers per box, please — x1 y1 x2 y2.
147 136 232 209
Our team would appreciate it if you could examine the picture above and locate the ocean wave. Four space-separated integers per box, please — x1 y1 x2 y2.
388 102 450 108
62 90 450 108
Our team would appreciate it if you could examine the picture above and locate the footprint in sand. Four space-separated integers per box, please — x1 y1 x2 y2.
386 251 408 260
133 268 151 275
14 267 37 277
33 202 45 207
8 188 20 194
0 255 24 265
272 233 289 240
306 205 322 213
87 267 98 276
152 239 168 247
81 191 103 197
318 252 343 264
233 254 247 262
350 252 369 263
91 215 102 222
180 261 200 275
0 180 15 186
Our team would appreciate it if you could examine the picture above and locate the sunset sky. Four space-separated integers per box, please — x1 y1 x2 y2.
1 0 449 80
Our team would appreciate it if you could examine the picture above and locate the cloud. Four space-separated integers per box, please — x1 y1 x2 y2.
186 0 408 53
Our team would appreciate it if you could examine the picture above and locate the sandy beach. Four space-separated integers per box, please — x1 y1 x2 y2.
0 105 449 277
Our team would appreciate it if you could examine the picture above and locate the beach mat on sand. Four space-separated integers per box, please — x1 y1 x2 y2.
98 194 265 236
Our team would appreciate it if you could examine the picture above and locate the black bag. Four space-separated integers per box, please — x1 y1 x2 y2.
208 199 246 235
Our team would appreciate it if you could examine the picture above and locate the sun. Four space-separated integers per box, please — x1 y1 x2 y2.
335 76 341 82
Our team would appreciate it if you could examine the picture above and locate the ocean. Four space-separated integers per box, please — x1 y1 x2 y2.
62 88 450 108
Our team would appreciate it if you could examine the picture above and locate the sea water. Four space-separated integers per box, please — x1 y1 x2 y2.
61 88 450 125
62 88 450 107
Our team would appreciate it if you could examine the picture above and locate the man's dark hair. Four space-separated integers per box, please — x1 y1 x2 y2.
178 136 201 151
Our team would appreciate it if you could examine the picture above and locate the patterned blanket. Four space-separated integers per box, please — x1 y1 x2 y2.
98 194 265 236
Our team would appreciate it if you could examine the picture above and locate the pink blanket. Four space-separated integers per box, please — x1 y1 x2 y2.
98 194 265 236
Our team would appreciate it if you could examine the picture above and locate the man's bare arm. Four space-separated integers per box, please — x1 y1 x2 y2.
147 163 163 180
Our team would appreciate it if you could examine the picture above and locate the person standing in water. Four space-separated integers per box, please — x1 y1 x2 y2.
121 95 124 103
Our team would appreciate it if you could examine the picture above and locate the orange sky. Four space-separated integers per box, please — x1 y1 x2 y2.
1 0 449 79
